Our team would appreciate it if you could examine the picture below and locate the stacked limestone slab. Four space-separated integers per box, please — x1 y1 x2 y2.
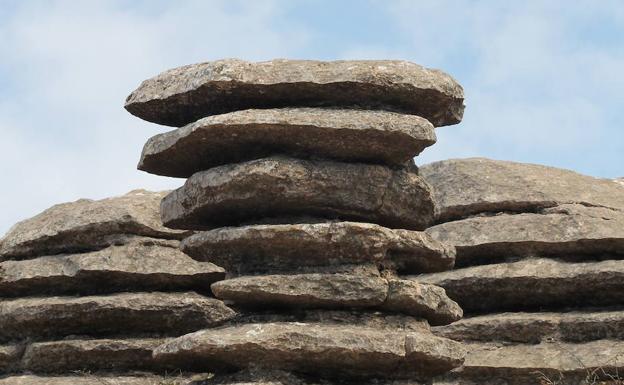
124 59 467 383
0 190 235 383
416 158 624 384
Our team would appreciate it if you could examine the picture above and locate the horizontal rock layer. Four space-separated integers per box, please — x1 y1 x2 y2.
182 222 455 274
0 190 186 261
153 322 465 379
161 156 434 231
0 375 200 385
0 237 224 297
421 157 624 222
418 258 624 313
125 59 464 127
139 108 436 177
426 204 624 267
0 291 235 342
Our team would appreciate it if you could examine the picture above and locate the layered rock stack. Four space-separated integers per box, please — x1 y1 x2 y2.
122 59 468 383
418 158 624 384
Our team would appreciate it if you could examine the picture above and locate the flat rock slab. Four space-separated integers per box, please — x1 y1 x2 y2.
0 291 235 342
182 222 455 275
0 190 187 261
426 204 624 267
421 158 624 222
0 375 199 385
0 237 224 297
161 156 434 231
125 59 464 127
418 258 624 313
139 108 436 178
434 309 624 344
153 322 465 378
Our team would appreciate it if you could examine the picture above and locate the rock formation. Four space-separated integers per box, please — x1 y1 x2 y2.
420 158 624 384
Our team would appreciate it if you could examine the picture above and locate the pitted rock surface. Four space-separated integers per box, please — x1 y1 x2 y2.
161 156 434 231
0 375 199 385
139 108 436 177
125 59 464 127
182 222 455 274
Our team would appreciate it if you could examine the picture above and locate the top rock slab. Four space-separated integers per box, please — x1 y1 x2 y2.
124 59 465 127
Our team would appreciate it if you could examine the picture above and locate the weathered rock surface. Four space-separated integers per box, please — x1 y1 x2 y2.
0 291 235 342
426 204 624 267
21 338 163 373
433 309 624 344
161 156 434 231
421 158 624 221
0 344 20 372
418 258 624 313
0 375 199 385
139 108 436 177
124 59 465 127
0 190 187 261
153 322 465 378
0 237 224 297
182 222 455 274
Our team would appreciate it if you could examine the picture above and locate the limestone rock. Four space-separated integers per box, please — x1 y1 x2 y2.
0 190 187 261
0 237 224 297
182 222 455 274
139 108 436 177
0 344 20 372
418 258 624 313
426 204 624 267
153 322 465 378
161 156 435 231
420 158 624 221
0 291 235 342
0 375 198 385
433 310 624 344
124 59 464 127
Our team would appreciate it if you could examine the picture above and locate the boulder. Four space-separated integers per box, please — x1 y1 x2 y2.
182 222 455 275
153 322 465 378
139 108 436 177
433 310 624 344
0 291 235 342
417 258 624 313
161 156 434 231
425 204 624 267
420 158 624 222
0 237 224 297
0 190 187 261
124 59 464 127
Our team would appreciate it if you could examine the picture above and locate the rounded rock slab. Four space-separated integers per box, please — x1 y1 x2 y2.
181 221 455 275
125 59 464 127
139 108 436 178
161 156 435 231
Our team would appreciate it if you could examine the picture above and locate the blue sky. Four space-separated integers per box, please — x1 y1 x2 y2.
0 0 623 235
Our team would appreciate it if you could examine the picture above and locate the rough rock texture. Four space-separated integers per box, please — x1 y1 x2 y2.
0 237 224 297
0 291 235 342
124 59 465 127
433 309 624 343
0 190 187 261
153 322 465 378
139 108 436 177
426 204 624 267
418 258 624 313
0 375 200 385
421 158 624 221
0 344 20 372
182 222 455 274
161 156 435 231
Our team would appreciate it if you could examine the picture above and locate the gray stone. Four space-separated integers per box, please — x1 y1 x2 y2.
0 344 20 372
420 158 624 222
418 258 624 313
124 59 464 127
0 190 187 261
161 156 434 231
139 108 436 177
153 322 465 378
433 310 624 344
0 375 198 385
0 237 224 297
182 222 455 275
425 204 624 267
0 291 235 342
